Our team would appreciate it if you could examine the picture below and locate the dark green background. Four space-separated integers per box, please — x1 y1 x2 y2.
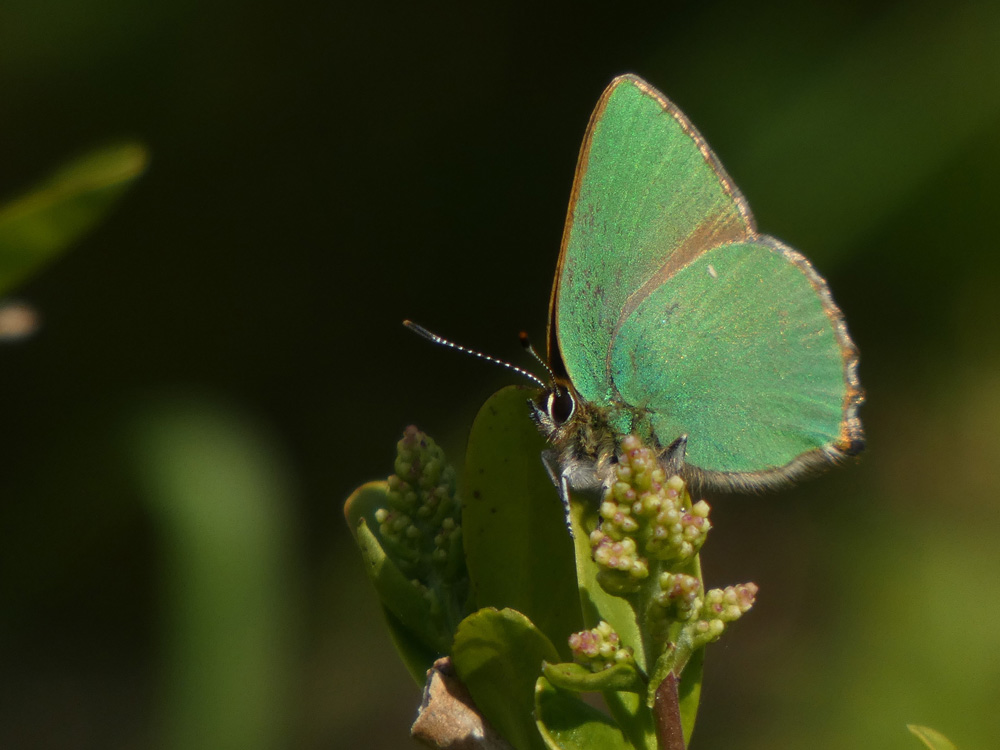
2 1 998 748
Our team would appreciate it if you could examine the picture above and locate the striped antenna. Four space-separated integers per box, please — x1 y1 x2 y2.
518 331 557 384
403 320 547 389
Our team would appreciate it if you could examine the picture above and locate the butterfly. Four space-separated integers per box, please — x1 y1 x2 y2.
528 74 864 502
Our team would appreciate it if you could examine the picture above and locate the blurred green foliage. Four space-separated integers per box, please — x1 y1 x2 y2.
909 725 959 750
0 1 997 748
128 398 296 750
0 142 147 294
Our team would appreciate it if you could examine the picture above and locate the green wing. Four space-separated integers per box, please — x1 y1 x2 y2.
550 74 754 404
609 237 862 488
552 75 862 486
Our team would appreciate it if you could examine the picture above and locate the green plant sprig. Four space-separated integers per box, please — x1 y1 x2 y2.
346 387 760 750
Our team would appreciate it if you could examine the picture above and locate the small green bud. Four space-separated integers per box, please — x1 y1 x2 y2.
375 426 468 600
695 619 725 640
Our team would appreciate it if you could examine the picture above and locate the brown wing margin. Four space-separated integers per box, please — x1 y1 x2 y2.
682 234 864 493
544 78 616 378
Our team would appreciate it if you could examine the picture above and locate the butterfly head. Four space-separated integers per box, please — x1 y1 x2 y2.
530 373 626 491
528 377 578 441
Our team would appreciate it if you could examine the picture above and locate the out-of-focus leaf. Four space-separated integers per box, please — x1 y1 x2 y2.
0 141 147 294
127 396 293 750
535 676 632 750
907 724 958 750
460 386 583 658
452 607 559 750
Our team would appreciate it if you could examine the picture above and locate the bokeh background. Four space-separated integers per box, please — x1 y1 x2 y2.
2 1 999 748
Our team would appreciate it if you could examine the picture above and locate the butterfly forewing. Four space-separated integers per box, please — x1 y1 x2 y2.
551 75 754 406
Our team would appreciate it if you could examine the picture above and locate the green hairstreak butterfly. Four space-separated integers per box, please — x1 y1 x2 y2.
529 74 864 500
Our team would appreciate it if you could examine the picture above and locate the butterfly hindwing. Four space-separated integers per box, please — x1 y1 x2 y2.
609 236 860 488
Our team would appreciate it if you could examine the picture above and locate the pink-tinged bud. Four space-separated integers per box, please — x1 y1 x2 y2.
688 582 759 648
654 572 702 621
570 621 634 672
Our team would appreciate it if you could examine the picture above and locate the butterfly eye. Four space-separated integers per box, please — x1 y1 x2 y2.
546 389 576 426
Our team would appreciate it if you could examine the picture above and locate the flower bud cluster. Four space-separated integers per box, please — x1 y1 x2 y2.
651 573 758 650
375 426 464 582
589 435 712 593
690 583 758 647
569 621 635 672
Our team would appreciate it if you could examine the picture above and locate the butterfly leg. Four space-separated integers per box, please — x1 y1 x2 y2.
541 449 575 536
660 434 688 476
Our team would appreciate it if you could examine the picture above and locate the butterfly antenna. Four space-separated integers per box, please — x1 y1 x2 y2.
403 320 547 389
518 331 558 386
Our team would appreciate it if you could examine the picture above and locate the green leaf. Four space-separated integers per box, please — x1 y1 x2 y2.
677 646 704 746
600 691 658 750
461 386 583 657
452 607 560 750
907 725 958 750
568 495 648 696
535 676 633 750
0 142 148 294
343 478 387 529
344 482 450 656
566 498 644 665
542 661 645 694
379 607 440 686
